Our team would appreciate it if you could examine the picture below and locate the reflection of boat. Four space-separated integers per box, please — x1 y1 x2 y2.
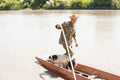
36 57 120 80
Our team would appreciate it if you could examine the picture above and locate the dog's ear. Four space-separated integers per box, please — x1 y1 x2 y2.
52 55 58 60
49 56 52 59
72 59 76 66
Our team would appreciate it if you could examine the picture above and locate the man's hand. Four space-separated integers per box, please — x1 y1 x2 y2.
55 24 61 29
75 42 78 47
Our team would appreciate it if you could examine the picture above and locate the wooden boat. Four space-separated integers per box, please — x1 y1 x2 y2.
36 57 120 80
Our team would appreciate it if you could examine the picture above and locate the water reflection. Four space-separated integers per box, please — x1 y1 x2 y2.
0 10 120 76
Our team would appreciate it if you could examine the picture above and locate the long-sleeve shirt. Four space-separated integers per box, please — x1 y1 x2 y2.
59 21 76 46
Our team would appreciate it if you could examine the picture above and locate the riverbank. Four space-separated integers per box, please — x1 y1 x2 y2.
0 0 120 10
0 9 120 15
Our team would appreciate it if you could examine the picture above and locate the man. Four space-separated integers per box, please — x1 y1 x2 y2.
55 15 79 57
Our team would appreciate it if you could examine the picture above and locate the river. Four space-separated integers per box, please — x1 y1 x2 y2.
0 10 120 80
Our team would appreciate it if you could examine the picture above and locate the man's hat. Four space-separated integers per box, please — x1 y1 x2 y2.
69 15 79 19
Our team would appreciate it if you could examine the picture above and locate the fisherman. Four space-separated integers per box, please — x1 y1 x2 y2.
55 14 79 57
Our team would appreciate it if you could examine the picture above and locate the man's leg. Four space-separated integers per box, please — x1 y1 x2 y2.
62 44 74 57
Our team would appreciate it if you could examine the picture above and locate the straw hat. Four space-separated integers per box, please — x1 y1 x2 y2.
69 15 79 19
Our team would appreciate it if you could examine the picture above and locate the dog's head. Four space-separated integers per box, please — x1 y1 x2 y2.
48 55 58 60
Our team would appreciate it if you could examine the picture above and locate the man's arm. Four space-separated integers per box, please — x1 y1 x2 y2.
55 22 67 29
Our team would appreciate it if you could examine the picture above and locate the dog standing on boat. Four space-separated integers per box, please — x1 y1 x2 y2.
48 54 77 70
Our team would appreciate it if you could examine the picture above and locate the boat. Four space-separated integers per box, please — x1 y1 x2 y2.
35 57 120 80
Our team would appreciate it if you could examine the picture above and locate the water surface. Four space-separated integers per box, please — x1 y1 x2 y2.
0 10 120 79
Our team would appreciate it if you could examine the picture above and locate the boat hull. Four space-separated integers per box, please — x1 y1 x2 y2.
36 57 120 80
75 64 120 80
36 57 88 80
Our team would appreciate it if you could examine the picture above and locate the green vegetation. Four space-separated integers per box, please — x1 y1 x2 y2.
0 0 120 10
0 0 22 10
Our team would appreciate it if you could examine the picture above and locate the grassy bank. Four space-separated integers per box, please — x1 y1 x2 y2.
0 0 120 10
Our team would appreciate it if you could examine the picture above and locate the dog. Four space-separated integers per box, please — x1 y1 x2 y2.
48 54 77 70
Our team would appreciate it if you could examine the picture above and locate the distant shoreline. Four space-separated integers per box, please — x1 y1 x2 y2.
0 9 120 15
0 8 120 11
0 8 120 12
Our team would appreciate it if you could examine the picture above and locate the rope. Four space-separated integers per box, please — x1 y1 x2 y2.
61 26 77 80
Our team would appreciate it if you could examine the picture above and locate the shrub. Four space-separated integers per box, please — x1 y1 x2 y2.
112 0 120 9
0 0 22 10
93 0 112 8
69 0 82 9
31 0 47 9
0 3 6 10
22 0 32 9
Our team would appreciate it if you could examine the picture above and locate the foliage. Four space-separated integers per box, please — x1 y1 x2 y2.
22 0 32 9
0 0 120 10
112 0 120 8
0 0 22 10
31 0 47 9
0 3 6 9
69 0 82 9
93 0 112 8
44 0 93 9
43 0 68 9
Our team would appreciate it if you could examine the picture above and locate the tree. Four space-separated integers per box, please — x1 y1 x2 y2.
31 0 47 9
93 0 112 8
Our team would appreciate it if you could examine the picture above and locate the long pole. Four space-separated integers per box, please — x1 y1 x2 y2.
61 26 77 80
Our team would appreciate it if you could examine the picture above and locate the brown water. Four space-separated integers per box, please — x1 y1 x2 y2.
0 10 120 79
